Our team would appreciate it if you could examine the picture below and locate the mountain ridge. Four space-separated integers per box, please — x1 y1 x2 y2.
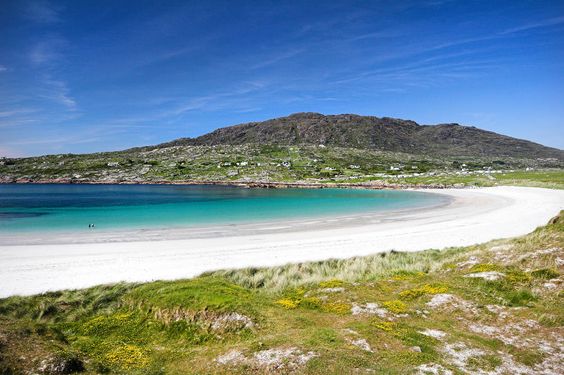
2 111 563 187
151 112 563 159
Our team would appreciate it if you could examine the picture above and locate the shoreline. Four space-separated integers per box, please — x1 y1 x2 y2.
0 178 455 189
0 186 562 297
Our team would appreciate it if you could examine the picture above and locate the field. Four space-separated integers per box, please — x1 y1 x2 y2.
1 211 562 374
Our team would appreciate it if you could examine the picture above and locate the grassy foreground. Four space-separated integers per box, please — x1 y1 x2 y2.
1 213 563 374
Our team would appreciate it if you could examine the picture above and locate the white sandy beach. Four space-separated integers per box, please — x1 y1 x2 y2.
0 186 562 297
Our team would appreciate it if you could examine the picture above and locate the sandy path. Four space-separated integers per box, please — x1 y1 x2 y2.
0 186 562 297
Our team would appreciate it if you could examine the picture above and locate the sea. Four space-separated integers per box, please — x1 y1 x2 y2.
0 184 447 233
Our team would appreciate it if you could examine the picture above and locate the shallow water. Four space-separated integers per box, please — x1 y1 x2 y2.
0 184 447 233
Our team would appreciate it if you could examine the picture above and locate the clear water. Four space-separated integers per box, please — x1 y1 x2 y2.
0 184 447 233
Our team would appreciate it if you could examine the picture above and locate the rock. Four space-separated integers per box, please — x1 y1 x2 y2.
349 338 374 352
210 312 254 332
216 349 245 365
467 318 540 348
456 256 480 269
410 346 422 352
38 354 84 374
419 329 446 340
485 304 510 319
426 294 455 309
426 294 477 313
416 363 453 375
252 347 317 371
441 342 485 372
351 303 388 318
215 347 317 371
319 287 345 293
464 271 505 281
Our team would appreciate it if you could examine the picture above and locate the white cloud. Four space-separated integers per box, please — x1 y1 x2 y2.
250 49 304 70
346 30 401 42
169 81 269 116
25 0 61 24
0 108 40 128
0 109 38 118
500 16 564 35
49 80 76 109
29 36 67 66
27 34 77 111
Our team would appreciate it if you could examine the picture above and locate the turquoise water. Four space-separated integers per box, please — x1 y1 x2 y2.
0 184 446 233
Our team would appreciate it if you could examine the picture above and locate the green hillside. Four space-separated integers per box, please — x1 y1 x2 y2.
1 143 563 188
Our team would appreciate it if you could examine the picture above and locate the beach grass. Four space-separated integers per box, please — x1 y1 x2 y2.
0 211 562 374
205 247 465 292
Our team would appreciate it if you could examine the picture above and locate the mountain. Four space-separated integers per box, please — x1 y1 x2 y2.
2 112 563 186
156 112 563 159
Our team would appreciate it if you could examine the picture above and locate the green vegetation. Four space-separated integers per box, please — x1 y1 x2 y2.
1 212 562 374
400 169 564 189
1 143 563 188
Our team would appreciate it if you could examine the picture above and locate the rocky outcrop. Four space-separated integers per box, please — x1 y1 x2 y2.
158 112 564 159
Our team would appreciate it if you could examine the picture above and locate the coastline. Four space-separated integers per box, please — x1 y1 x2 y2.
0 186 562 297
0 178 454 189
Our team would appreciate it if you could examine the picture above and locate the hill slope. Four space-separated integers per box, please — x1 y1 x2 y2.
158 113 563 159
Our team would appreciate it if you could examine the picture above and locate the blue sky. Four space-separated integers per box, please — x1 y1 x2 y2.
1 0 563 157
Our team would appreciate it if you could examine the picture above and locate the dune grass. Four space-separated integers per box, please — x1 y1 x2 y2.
205 247 465 292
